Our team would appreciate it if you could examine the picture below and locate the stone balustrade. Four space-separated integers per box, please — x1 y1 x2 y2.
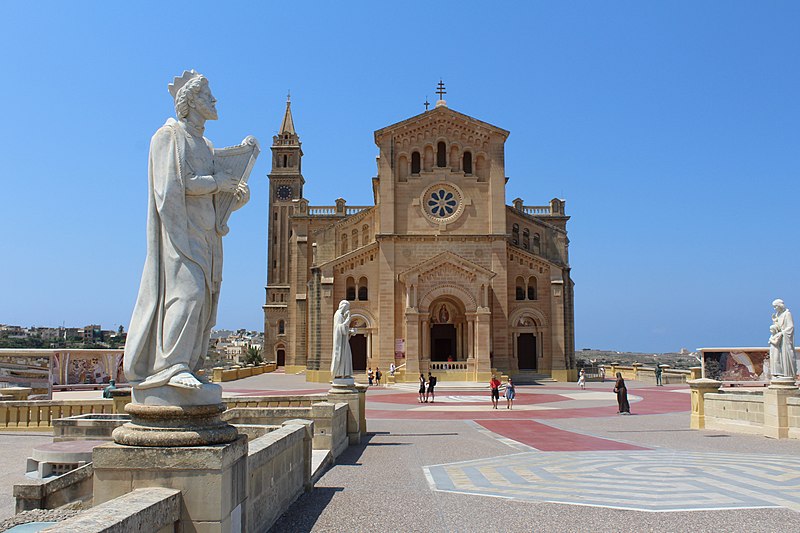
0 399 114 430
212 362 277 383
604 363 694 384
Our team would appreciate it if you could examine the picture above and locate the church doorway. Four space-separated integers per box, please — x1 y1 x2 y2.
517 333 537 370
276 348 285 367
350 334 367 371
431 324 456 361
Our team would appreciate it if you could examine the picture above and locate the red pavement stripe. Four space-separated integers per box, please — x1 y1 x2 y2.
477 419 649 451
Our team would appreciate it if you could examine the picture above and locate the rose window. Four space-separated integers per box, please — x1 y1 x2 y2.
427 188 458 218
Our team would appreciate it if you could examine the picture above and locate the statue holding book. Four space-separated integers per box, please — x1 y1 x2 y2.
124 70 259 405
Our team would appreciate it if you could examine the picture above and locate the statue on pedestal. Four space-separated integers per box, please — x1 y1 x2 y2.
769 299 796 379
331 300 354 382
123 70 258 408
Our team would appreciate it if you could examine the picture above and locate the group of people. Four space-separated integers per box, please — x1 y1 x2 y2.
419 372 437 402
367 367 382 386
489 375 516 409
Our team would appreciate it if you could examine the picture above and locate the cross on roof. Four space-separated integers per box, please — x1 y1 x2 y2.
436 80 446 100
424 96 430 110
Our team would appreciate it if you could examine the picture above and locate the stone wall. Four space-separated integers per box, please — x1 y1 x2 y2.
246 422 312 532
14 462 94 513
704 391 765 435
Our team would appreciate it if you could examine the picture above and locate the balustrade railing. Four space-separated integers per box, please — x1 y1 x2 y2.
429 362 468 371
522 205 552 215
0 399 114 429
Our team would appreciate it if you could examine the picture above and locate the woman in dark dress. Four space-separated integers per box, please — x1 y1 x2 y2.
614 372 630 414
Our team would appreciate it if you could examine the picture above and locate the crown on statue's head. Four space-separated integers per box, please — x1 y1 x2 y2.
168 70 204 99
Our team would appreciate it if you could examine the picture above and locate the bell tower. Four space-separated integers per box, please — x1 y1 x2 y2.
264 95 304 357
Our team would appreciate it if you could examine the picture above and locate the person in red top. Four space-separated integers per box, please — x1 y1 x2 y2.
490 375 501 409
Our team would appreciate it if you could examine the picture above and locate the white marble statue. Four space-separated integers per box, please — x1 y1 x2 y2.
124 70 252 398
769 299 796 378
331 300 354 379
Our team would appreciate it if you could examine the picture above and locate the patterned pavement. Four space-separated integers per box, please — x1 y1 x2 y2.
425 449 800 512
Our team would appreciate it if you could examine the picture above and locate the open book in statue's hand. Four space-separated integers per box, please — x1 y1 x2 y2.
213 136 260 235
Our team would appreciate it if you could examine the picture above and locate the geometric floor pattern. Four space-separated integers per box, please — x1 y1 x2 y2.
424 450 800 512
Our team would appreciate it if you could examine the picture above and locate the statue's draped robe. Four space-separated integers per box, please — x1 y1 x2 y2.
772 310 796 378
331 309 353 378
124 118 222 387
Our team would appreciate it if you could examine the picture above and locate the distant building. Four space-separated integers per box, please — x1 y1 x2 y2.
263 94 575 382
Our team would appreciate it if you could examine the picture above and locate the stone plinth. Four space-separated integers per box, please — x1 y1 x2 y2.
328 383 366 444
688 378 722 429
93 436 247 532
764 376 799 439
113 403 238 447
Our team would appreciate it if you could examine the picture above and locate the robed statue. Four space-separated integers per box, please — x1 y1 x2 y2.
769 299 796 379
331 300 354 380
124 70 258 402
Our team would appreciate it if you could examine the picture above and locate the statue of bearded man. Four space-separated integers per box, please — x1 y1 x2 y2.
124 71 250 398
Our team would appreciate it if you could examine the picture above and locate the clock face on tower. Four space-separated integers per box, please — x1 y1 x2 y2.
276 185 292 201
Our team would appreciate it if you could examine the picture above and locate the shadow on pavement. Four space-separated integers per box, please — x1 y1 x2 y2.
268 487 343 533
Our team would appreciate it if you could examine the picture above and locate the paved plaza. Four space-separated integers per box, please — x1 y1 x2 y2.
1 372 799 531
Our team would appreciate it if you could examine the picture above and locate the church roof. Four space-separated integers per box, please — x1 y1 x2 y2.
279 96 296 135
374 105 510 143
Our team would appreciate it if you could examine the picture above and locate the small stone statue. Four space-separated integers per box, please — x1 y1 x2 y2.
331 300 354 380
769 299 796 379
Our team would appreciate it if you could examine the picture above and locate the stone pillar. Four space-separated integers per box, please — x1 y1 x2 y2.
763 377 800 439
475 310 492 378
467 317 475 359
93 436 248 532
688 378 722 430
328 384 365 444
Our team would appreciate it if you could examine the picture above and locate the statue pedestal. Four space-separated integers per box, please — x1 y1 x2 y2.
328 381 366 444
764 376 799 439
93 435 247 531
112 403 238 447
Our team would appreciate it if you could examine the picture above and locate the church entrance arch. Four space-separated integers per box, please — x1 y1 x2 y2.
517 334 536 370
349 334 367 371
275 345 286 367
509 309 547 372
427 297 466 362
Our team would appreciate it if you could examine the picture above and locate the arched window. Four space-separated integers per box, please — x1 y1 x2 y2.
515 276 525 301
449 145 459 171
522 228 530 250
358 276 368 301
476 154 487 179
533 233 541 254
512 224 519 245
398 155 409 180
463 151 473 174
362 224 369 245
341 233 348 254
527 277 537 300
283 154 288 167
346 277 356 301
423 145 434 171
278 320 285 335
437 141 447 167
351 229 358 248
411 151 421 174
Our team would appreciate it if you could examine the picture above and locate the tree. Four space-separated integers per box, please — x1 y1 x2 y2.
244 346 263 365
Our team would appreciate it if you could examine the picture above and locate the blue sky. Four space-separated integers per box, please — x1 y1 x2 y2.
1 2 798 352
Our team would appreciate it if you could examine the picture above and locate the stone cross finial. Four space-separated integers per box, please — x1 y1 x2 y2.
436 79 446 100
424 96 430 110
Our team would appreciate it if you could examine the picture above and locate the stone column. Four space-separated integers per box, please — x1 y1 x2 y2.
763 377 800 439
475 310 492 378
688 378 722 430
467 317 475 359
405 310 420 378
328 384 366 444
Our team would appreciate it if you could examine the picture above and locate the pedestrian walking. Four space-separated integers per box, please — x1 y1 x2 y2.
599 366 606 382
655 364 663 386
375 367 382 386
504 378 516 409
490 375 501 409
426 372 437 402
578 368 586 390
368 367 374 386
614 372 631 414
418 373 426 403
389 362 396 377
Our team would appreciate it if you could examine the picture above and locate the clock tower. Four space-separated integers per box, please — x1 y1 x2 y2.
264 95 304 359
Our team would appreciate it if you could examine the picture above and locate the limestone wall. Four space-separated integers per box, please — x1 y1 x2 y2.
787 397 800 439
703 392 765 435
14 463 94 513
246 423 312 532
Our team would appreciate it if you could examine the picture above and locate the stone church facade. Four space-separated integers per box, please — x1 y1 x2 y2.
264 96 575 383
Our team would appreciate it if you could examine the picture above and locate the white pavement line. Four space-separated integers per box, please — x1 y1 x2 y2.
465 420 537 452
